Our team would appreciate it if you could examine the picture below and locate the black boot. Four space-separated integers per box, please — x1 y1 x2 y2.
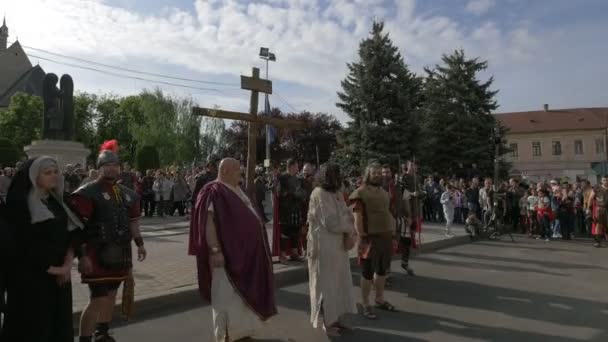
94 323 116 342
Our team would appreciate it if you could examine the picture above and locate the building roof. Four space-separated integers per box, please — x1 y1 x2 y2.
0 64 45 107
495 107 608 134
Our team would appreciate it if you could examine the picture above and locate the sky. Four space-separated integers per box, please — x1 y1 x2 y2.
3 0 608 122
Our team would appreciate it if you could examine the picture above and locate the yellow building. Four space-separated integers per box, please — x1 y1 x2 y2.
495 105 608 184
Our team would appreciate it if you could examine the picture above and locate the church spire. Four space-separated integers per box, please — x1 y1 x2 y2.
0 16 8 52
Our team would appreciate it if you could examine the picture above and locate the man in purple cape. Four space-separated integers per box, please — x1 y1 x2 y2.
188 158 277 341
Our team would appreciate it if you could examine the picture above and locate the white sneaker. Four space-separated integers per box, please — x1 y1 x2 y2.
445 233 454 238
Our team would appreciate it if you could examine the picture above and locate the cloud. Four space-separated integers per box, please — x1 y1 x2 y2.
465 0 495 16
2 0 606 120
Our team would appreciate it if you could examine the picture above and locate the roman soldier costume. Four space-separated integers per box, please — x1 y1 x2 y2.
401 172 423 274
69 140 142 329
272 172 306 259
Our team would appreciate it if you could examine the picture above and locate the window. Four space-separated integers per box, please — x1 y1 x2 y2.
509 143 518 158
574 140 584 155
532 142 542 157
596 138 605 154
552 141 562 156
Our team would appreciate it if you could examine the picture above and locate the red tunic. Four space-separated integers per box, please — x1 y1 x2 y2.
69 181 140 284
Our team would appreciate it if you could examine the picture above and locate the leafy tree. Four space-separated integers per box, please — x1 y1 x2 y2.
129 89 178 166
0 138 21 167
135 145 161 172
95 94 136 162
0 92 43 150
199 113 227 164
335 21 423 174
174 96 202 166
73 93 99 160
280 112 342 165
421 49 509 177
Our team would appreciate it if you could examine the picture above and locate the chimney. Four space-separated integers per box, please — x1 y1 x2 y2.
543 104 549 112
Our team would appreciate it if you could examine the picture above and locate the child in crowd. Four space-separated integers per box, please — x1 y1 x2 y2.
527 188 539 237
440 184 456 237
465 211 483 240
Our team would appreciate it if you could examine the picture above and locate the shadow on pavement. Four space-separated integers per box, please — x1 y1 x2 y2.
414 255 570 277
436 250 608 271
388 274 608 331
277 288 595 342
472 240 587 253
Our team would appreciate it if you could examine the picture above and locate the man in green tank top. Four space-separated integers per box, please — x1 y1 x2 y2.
349 163 397 320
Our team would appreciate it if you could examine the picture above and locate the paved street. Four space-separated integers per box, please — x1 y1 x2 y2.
109 236 608 342
70 216 465 310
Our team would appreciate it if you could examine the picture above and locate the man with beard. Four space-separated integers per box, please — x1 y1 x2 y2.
350 163 396 319
69 140 147 342
401 160 422 276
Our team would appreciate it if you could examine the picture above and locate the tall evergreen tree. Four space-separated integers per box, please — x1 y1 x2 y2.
421 49 509 178
335 21 423 176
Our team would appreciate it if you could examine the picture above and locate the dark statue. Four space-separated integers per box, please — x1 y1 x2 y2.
42 73 74 140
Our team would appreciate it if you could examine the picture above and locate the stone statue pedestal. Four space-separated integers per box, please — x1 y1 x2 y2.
24 140 90 171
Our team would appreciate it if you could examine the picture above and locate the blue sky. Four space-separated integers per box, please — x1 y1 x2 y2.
4 0 608 121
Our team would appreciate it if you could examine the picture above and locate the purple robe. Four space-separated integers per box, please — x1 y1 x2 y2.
188 181 277 320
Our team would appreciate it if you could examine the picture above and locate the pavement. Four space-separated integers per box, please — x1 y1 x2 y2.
70 215 470 316
110 235 608 342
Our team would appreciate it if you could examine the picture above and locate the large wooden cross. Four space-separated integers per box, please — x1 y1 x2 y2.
193 67 306 196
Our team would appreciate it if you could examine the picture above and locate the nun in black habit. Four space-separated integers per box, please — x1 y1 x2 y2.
1 156 83 342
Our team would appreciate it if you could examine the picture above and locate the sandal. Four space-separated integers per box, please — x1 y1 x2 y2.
324 326 341 337
375 300 396 312
278 257 289 265
357 303 377 320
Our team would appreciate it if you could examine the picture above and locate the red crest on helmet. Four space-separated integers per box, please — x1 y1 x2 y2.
100 140 119 154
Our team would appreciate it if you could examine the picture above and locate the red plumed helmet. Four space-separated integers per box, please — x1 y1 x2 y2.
100 139 120 154
97 140 121 168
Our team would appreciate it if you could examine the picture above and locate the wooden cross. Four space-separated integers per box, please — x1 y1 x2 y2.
192 67 306 196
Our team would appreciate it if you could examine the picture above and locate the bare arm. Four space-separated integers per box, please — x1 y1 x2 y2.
205 210 220 248
130 219 147 261
353 210 365 237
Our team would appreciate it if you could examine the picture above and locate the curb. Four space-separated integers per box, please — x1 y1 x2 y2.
72 235 470 327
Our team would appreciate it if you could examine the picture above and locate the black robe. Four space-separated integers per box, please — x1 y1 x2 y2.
1 195 75 342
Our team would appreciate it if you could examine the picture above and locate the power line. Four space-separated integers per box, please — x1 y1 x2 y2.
16 43 240 87
274 91 300 113
27 53 246 96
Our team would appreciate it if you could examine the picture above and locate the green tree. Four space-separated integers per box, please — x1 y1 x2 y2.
0 138 21 167
421 49 509 177
73 93 98 160
280 112 342 165
0 92 43 150
199 112 227 163
129 89 178 166
335 21 423 174
174 96 202 166
95 94 136 162
135 145 161 172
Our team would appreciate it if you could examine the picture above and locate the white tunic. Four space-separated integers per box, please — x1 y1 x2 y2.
306 187 357 329
207 182 265 342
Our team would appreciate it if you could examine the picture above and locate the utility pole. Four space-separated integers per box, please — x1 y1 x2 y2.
259 47 276 169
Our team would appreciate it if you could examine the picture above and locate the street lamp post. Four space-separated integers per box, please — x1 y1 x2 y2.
259 47 276 168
